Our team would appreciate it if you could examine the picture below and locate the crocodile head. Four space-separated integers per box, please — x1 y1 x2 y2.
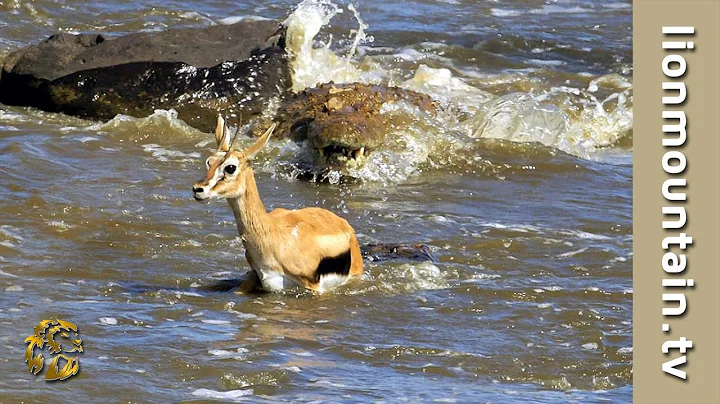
250 82 437 176
306 106 385 170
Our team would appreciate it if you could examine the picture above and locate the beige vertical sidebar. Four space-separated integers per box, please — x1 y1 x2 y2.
634 0 720 403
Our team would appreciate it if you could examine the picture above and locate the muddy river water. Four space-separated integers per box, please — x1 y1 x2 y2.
0 0 632 402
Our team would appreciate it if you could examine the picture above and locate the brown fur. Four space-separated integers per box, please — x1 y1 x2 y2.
193 115 363 292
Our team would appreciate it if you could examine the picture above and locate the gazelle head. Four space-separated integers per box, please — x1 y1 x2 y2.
193 115 275 201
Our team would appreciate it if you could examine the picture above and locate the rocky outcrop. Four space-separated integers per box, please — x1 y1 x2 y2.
0 20 291 131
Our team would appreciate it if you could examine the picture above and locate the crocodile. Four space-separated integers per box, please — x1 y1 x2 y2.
250 81 438 172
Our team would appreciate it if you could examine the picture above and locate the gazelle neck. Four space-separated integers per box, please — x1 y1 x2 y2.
226 169 271 242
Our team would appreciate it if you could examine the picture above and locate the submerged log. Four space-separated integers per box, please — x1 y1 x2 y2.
0 20 291 131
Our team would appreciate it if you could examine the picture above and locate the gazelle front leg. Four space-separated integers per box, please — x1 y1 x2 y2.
234 269 262 294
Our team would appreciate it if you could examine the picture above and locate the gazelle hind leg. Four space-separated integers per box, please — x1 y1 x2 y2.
349 234 364 277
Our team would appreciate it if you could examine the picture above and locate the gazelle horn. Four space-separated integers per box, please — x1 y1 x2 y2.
228 115 243 152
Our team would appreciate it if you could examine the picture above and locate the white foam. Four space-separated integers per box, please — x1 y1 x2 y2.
142 144 201 162
209 347 249 359
602 2 632 10
386 262 447 292
559 230 612 240
527 59 566 67
531 5 591 15
47 220 75 231
178 11 213 22
86 109 203 143
201 319 232 325
219 15 272 25
99 317 118 325
170 290 203 298
0 225 24 241
75 136 100 143
191 388 253 401
402 65 494 112
556 247 588 258
0 269 18 277
490 9 519 17
462 273 501 284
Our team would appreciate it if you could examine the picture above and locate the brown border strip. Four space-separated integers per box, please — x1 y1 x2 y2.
634 0 720 402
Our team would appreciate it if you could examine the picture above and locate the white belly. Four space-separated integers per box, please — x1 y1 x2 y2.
255 267 301 291
254 268 349 293
317 273 349 293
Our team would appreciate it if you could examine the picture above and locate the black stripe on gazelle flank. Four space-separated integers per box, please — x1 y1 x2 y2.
314 249 351 282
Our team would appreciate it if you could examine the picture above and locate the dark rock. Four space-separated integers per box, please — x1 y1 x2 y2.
361 243 439 263
0 21 291 131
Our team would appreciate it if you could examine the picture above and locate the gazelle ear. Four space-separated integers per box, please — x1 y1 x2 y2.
244 123 276 160
215 114 230 151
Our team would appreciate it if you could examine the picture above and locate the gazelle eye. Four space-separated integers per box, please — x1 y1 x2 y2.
205 158 212 169
224 165 237 175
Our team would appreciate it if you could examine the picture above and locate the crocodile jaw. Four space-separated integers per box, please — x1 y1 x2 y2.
314 145 368 169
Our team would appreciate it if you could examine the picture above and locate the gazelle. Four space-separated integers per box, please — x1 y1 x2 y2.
192 115 363 292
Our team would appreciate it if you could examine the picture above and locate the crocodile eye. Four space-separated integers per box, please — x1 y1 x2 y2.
224 165 237 175
291 123 308 138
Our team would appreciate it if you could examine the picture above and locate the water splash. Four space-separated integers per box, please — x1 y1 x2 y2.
284 0 373 91
401 64 495 115
281 0 633 172
346 3 370 59
473 75 633 158
81 109 206 143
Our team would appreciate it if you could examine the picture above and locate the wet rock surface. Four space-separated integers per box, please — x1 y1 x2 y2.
361 243 438 263
0 21 290 131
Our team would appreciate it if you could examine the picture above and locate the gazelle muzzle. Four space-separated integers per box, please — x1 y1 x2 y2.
193 177 217 200
192 184 208 201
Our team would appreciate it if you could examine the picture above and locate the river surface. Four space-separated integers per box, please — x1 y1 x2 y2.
0 0 632 402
